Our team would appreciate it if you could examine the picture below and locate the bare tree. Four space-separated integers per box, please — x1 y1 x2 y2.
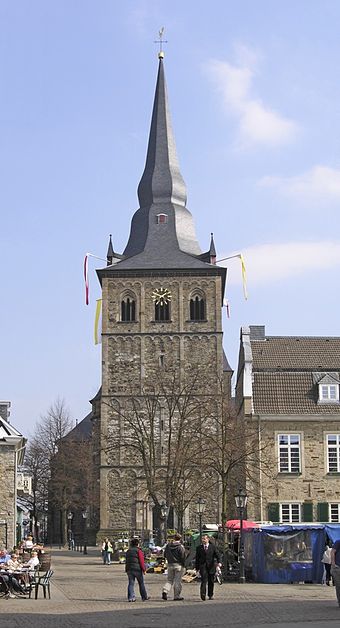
202 380 271 523
26 398 74 543
104 371 209 537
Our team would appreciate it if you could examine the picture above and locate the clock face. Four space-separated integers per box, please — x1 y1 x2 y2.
152 287 172 306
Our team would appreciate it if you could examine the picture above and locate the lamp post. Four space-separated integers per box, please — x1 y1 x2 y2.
160 502 169 546
67 512 73 550
196 497 206 539
82 510 88 555
234 488 248 584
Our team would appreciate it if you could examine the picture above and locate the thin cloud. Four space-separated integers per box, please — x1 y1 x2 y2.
259 166 340 203
221 241 340 285
205 52 298 148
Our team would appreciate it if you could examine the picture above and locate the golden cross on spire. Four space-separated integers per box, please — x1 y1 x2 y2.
154 27 167 59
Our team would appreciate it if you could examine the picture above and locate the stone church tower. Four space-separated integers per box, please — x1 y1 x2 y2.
95 55 231 539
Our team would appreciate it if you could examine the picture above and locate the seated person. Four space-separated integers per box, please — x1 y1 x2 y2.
7 553 22 571
0 555 27 596
22 535 34 550
0 573 15 598
0 549 11 565
22 550 40 571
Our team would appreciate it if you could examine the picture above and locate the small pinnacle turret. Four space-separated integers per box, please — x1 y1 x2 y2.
106 234 114 266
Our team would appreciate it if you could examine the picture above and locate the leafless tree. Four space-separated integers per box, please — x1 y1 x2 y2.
104 371 211 536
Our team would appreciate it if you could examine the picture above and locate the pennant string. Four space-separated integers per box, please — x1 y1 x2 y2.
217 252 248 301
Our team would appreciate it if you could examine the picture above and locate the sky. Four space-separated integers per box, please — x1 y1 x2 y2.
1 0 340 436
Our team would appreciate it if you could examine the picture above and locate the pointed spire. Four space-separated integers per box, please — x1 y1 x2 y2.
137 57 187 209
209 233 216 265
107 234 114 266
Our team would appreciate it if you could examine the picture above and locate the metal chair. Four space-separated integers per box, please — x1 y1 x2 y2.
34 569 54 599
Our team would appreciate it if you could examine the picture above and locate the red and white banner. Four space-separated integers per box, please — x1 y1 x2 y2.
84 254 89 305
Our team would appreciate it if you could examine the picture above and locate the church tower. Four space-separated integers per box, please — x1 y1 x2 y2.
96 55 230 539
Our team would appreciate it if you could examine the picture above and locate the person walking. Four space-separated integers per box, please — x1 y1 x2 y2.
125 538 149 602
195 534 221 601
162 533 186 601
331 540 340 605
322 544 332 586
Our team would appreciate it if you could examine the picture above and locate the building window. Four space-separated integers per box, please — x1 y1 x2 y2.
156 213 168 224
121 297 136 322
319 384 339 403
329 503 340 522
190 296 205 321
278 434 301 473
280 503 301 523
327 434 340 472
155 302 170 322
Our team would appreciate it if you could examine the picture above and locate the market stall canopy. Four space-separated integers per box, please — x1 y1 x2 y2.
226 519 259 530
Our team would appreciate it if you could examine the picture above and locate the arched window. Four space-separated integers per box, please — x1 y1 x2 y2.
155 301 170 322
190 295 205 321
121 296 136 322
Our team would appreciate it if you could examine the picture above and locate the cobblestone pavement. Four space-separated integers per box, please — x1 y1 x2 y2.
1 548 340 627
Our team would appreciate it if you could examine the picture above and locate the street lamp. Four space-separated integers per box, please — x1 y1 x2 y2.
82 510 88 555
196 497 206 539
234 488 248 584
160 502 169 546
67 512 73 550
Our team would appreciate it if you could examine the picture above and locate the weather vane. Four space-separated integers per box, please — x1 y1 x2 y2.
154 27 167 58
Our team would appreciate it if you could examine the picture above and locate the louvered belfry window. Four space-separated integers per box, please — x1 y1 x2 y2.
190 296 205 321
121 297 136 322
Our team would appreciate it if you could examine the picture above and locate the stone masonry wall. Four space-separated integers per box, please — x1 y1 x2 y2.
99 273 224 535
0 444 16 548
248 417 340 522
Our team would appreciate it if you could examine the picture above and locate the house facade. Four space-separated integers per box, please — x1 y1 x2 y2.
236 325 340 525
0 402 26 548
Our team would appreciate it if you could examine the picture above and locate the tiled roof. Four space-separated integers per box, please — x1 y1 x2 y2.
253 371 340 415
251 336 340 370
250 336 340 415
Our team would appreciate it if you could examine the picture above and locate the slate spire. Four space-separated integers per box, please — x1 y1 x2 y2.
123 57 202 261
137 57 187 209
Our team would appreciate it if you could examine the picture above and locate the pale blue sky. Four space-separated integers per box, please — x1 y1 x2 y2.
1 0 340 435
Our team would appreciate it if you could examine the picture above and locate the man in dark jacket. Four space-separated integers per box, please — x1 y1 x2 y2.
162 533 186 601
195 534 221 600
125 538 149 602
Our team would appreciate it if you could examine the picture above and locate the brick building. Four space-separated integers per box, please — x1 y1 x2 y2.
236 325 340 524
93 55 232 539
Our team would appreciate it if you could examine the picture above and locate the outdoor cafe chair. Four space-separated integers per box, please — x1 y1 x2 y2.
33 569 54 599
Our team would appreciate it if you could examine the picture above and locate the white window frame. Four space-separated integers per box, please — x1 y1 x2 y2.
278 434 301 473
280 503 301 523
326 434 340 473
319 384 339 403
329 503 340 523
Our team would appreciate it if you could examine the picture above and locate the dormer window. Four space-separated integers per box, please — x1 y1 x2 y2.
319 384 339 403
314 372 340 405
156 213 168 224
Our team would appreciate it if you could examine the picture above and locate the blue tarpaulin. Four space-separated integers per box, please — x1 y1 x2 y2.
324 525 340 544
251 525 326 584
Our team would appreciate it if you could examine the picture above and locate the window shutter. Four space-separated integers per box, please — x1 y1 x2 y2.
317 502 329 522
268 503 280 523
302 502 313 522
